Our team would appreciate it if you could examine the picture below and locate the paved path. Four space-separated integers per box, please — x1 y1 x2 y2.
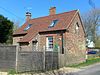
74 63 100 75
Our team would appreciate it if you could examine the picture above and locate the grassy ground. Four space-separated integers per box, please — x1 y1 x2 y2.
68 57 100 68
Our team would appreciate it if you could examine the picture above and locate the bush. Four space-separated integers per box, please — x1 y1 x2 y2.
7 69 16 75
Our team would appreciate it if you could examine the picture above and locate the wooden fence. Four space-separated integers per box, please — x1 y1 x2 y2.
0 45 86 72
0 45 16 71
0 45 59 72
17 51 59 72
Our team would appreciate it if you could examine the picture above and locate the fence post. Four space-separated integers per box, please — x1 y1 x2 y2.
43 46 45 71
15 45 19 72
58 46 60 68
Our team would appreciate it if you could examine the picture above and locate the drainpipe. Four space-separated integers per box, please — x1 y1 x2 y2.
61 33 64 54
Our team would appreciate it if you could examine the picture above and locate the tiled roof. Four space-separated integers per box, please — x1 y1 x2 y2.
13 10 78 42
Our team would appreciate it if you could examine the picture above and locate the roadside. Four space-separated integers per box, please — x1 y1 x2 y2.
76 62 100 75
80 62 100 69
68 57 100 68
0 67 80 75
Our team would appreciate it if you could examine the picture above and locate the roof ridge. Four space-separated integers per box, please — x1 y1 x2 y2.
31 10 78 21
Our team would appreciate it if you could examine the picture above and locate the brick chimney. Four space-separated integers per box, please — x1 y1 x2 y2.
49 7 56 15
26 12 31 21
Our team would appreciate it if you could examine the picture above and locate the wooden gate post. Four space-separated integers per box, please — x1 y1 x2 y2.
15 45 19 72
43 46 45 71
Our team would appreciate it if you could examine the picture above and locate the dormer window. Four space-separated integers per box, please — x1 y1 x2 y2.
24 24 32 31
48 19 59 28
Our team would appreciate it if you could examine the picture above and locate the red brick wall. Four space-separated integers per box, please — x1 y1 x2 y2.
64 12 86 65
38 12 86 65
39 33 64 51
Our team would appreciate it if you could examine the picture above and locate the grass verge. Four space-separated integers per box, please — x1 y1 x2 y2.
68 57 100 68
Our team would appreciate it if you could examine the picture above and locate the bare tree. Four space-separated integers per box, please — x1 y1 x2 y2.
82 8 100 42
13 20 20 31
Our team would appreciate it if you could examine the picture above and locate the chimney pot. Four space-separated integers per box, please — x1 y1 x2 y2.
26 12 31 21
49 7 56 15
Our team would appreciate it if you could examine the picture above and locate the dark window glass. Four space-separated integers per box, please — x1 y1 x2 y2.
24 24 32 30
49 19 59 28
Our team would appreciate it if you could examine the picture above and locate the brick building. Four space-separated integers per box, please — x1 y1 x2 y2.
13 7 86 65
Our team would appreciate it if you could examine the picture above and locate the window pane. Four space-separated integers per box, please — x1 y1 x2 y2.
49 19 59 28
49 44 53 48
48 36 53 49
24 24 32 30
48 37 53 40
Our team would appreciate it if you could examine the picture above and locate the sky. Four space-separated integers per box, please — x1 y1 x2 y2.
0 0 100 26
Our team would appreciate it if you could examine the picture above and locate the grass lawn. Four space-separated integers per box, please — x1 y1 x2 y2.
68 57 100 68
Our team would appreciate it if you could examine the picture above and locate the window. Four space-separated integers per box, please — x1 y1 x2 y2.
24 24 32 30
32 40 38 51
48 19 59 28
76 22 79 29
75 22 79 34
46 36 53 51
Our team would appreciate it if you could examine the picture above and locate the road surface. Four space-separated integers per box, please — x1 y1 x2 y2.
74 63 100 75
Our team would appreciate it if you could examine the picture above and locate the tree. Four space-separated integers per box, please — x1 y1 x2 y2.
0 15 13 44
82 8 100 42
13 20 20 32
95 36 100 47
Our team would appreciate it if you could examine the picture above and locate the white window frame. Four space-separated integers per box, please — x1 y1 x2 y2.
46 36 53 51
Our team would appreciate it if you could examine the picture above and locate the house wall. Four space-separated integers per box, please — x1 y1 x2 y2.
19 34 40 51
39 32 66 52
38 13 86 66
13 36 24 45
19 43 31 51
64 13 86 65
39 32 67 68
39 34 46 51
30 34 40 51
13 34 40 51
13 35 32 51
